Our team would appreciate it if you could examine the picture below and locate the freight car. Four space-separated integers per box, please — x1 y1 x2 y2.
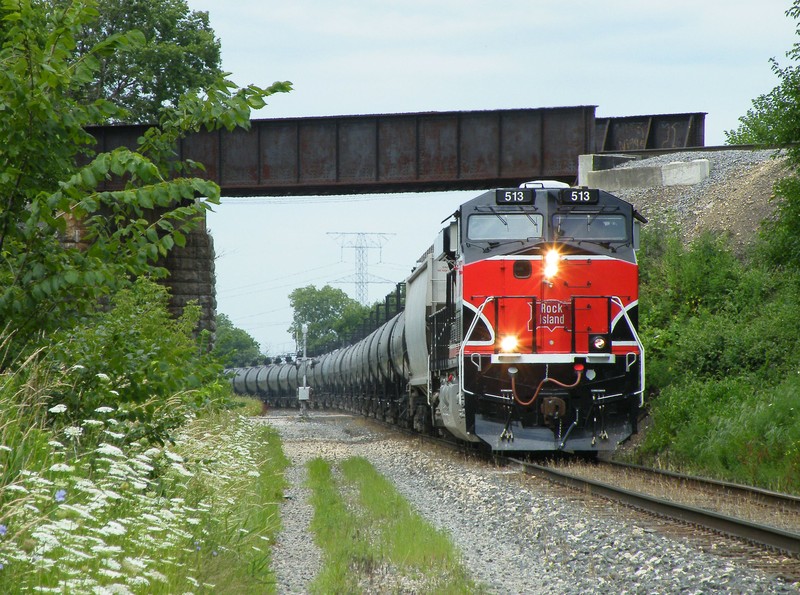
232 182 646 453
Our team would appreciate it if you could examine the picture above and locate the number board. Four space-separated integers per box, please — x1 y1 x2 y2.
495 189 534 205
559 188 600 205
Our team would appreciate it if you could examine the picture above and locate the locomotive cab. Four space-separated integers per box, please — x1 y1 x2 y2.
429 183 645 452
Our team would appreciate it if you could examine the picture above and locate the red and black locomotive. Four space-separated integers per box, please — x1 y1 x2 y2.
233 182 646 453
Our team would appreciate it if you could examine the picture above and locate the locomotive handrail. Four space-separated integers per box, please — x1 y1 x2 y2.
610 296 646 406
458 296 495 398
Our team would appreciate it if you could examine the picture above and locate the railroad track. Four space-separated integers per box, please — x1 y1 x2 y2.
507 457 800 559
283 407 800 565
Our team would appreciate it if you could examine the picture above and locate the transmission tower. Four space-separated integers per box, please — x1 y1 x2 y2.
327 232 395 305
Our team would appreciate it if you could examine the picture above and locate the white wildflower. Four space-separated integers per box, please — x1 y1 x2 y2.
97 521 126 536
145 570 168 583
185 518 200 526
170 463 193 477
163 450 183 463
47 440 64 449
48 463 75 473
96 372 111 382
123 557 148 571
53 519 80 532
5 484 28 493
129 459 153 473
82 419 104 427
69 364 86 372
48 403 67 414
61 504 97 521
96 443 125 457
92 544 123 555
99 568 124 579
246 470 260 477
63 426 83 439
95 406 114 414
63 545 93 560
103 430 125 440
0 445 11 452
127 576 150 587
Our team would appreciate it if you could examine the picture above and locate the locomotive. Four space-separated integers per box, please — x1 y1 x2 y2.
232 181 646 453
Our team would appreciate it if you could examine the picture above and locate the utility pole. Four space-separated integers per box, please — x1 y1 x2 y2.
327 232 395 305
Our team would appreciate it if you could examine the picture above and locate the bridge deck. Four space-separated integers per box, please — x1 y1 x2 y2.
88 108 704 197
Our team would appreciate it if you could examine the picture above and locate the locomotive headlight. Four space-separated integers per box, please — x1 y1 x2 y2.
589 334 610 353
544 249 560 279
499 335 519 353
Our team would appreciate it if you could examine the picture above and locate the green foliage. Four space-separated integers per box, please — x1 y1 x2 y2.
288 285 370 354
45 277 226 445
0 0 291 358
638 224 742 331
726 2 800 163
757 175 800 269
637 222 800 492
642 375 800 492
213 313 263 368
54 0 223 123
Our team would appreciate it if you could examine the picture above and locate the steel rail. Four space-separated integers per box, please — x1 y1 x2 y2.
508 458 800 557
606 460 800 509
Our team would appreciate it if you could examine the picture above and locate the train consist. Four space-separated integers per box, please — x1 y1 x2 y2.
232 182 646 453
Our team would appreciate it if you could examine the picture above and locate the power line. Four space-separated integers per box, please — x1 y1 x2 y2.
327 232 396 305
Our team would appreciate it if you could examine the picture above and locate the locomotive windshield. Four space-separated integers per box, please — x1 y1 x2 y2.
467 213 544 241
553 214 628 241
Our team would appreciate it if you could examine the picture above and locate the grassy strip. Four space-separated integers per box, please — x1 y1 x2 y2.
306 456 482 594
0 409 288 593
305 458 367 593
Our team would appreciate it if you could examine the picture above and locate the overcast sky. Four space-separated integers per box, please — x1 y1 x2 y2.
186 0 798 355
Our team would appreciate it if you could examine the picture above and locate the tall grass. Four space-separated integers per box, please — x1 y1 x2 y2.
306 456 483 594
0 355 289 593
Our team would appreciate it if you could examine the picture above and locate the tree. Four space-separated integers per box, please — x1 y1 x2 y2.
725 2 800 270
213 313 263 368
0 0 290 357
288 285 370 354
55 0 223 123
726 1 800 156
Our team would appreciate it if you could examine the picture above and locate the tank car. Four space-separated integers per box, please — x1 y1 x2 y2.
233 182 646 453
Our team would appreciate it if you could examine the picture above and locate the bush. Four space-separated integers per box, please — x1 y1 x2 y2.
44 277 227 445
638 215 800 492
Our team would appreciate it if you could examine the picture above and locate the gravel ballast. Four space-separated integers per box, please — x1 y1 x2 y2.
611 148 788 252
261 411 797 594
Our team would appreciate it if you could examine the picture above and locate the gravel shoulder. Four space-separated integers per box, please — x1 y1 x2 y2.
259 411 798 594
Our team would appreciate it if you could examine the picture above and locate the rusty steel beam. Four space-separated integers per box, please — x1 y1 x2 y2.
87 108 705 197
595 112 705 152
88 107 596 196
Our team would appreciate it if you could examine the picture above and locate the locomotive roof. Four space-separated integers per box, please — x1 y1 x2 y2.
456 186 644 263
460 186 641 215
